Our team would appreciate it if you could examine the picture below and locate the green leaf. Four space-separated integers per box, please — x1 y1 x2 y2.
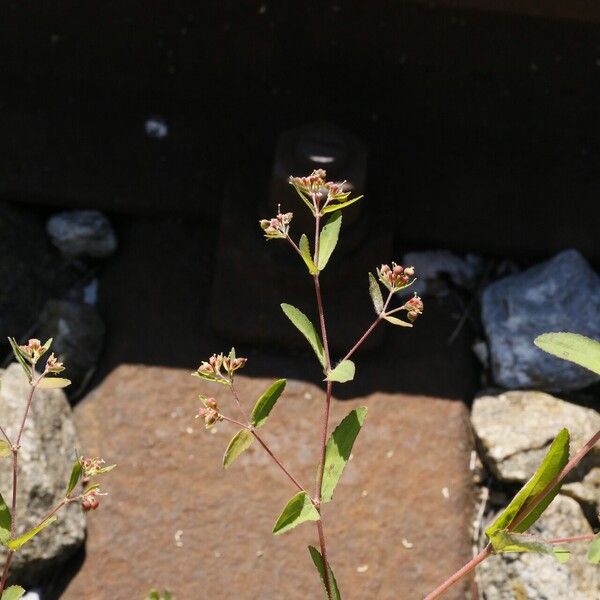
8 516 57 550
384 315 412 327
535 332 600 376
222 429 254 469
291 185 317 216
0 441 11 459
308 545 342 600
321 407 368 503
37 377 71 389
0 490 11 546
7 338 32 382
1 586 26 600
272 491 320 535
281 303 326 368
368 273 384 314
251 379 286 428
489 530 570 563
66 458 82 496
40 338 53 356
299 234 318 274
486 428 570 537
326 360 355 383
587 534 600 564
146 592 160 600
321 195 363 214
317 212 342 271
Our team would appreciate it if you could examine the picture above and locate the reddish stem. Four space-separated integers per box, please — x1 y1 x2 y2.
423 544 492 600
548 533 595 545
219 415 306 493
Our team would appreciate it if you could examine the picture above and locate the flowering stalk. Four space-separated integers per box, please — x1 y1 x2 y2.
192 170 424 599
0 338 115 596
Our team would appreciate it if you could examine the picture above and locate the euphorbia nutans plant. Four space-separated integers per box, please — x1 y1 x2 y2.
191 170 423 599
0 338 115 599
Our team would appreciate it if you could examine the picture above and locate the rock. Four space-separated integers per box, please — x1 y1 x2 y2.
0 202 77 349
402 250 484 295
476 495 598 599
562 467 600 521
60 365 473 599
481 249 600 391
46 210 117 259
471 390 600 482
37 300 105 398
0 364 85 586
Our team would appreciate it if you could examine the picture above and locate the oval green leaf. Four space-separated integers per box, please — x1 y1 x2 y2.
321 195 363 214
308 545 342 600
325 360 355 384
272 491 320 535
321 407 367 503
222 429 254 469
66 458 82 496
281 303 326 368
587 534 600 564
37 377 71 389
8 516 57 550
299 235 318 274
368 273 384 315
0 490 11 546
251 379 286 428
1 586 26 600
535 332 600 376
486 428 570 537
317 212 342 271
384 315 412 327
489 530 570 563
0 441 11 459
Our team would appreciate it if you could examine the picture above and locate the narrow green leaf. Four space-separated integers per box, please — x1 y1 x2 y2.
384 315 412 327
321 407 368 503
281 304 326 368
326 360 355 383
272 491 320 535
66 458 82 496
291 185 317 215
299 234 319 274
37 377 71 389
7 338 32 382
251 379 286 428
368 273 384 315
587 534 600 564
1 586 26 600
40 337 53 356
308 545 342 600
0 441 11 459
228 347 236 363
489 530 570 563
0 490 11 546
535 332 600 376
8 516 57 550
317 212 342 271
222 429 254 469
321 195 363 214
486 428 570 537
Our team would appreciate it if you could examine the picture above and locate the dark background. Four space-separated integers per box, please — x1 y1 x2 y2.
1 1 599 261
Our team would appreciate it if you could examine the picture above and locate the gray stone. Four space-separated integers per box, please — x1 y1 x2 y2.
0 364 85 586
472 391 600 482
481 249 600 391
46 210 117 259
562 467 600 520
402 250 484 295
37 300 105 398
477 495 598 599
0 202 77 347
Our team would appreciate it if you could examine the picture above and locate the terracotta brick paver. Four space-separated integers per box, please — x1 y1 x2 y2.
61 366 473 600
